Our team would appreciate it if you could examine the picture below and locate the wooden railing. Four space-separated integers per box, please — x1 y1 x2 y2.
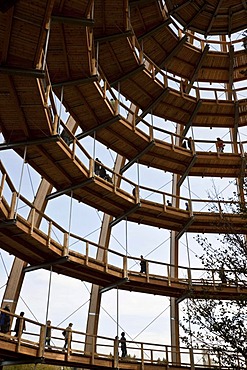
0 163 245 291
0 309 244 369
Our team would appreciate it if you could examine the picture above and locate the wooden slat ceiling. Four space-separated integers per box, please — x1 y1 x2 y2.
165 0 247 36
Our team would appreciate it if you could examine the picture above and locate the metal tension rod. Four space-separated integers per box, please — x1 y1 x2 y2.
109 203 141 228
120 140 155 174
175 216 195 240
99 277 130 294
0 135 59 151
51 15 94 26
46 178 94 201
23 256 69 273
0 66 45 78
182 100 202 137
95 30 132 43
176 292 192 304
52 75 98 89
76 115 121 140
110 65 145 87
137 17 172 41
177 155 197 187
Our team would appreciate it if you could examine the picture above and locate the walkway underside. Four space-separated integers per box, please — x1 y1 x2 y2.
0 200 245 300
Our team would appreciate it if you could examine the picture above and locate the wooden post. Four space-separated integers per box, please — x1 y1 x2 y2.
141 342 144 370
0 172 6 199
30 208 35 235
123 256 127 278
63 232 69 256
47 221 52 247
113 336 119 368
85 242 89 266
9 192 17 219
38 324 46 357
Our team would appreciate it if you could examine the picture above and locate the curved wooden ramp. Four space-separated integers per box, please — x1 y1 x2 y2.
0 177 246 300
0 310 238 369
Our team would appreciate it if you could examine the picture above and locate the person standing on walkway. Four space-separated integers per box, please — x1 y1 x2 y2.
120 332 127 357
45 320 52 349
14 312 26 337
63 322 73 349
0 305 11 334
140 255 147 273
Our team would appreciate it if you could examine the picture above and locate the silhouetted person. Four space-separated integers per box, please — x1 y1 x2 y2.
61 130 71 145
45 320 52 349
0 305 10 334
243 30 247 50
63 322 73 349
216 138 225 153
140 255 147 273
99 166 107 179
185 202 189 211
188 137 192 150
181 79 188 93
14 312 25 337
95 158 101 176
167 200 172 206
120 332 127 357
182 141 187 148
110 98 115 109
219 265 227 284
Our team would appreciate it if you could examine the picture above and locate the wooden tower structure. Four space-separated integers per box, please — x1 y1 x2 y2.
0 0 247 368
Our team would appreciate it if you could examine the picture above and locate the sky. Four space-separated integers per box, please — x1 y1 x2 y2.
0 26 247 362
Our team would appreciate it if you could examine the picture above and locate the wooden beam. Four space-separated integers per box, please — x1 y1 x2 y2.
51 15 94 26
182 100 202 137
95 30 132 43
52 75 98 88
110 64 145 86
0 135 59 150
137 88 170 121
1 7 14 63
76 115 121 140
109 203 141 228
0 66 45 78
183 3 207 31
120 140 155 174
177 155 197 187
205 0 223 36
186 44 209 92
46 178 94 201
137 18 172 41
175 216 195 240
160 36 187 69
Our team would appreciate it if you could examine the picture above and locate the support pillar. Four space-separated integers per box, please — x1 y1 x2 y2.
1 116 77 313
84 104 137 354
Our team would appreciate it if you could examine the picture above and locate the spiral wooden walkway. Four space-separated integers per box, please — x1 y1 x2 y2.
0 0 247 369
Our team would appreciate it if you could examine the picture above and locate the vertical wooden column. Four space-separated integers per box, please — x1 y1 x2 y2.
84 155 126 354
84 105 137 353
1 179 53 313
1 116 78 313
170 125 183 365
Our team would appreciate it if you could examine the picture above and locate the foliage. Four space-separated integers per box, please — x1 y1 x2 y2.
180 184 247 369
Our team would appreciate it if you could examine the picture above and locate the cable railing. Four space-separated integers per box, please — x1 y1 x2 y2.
0 308 245 369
